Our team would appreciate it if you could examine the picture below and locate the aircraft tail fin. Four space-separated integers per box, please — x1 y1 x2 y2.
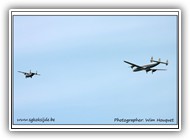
35 71 40 76
150 57 154 63
150 57 168 65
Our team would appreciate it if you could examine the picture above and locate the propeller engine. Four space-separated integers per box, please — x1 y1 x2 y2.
146 69 151 73
131 65 134 69
152 69 157 73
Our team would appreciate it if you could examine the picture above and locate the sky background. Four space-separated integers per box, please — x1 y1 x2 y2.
13 15 178 124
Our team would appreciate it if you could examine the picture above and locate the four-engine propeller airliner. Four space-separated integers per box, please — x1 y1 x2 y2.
18 70 40 78
124 57 168 73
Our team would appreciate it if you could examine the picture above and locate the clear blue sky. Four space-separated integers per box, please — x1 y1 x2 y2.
13 15 178 125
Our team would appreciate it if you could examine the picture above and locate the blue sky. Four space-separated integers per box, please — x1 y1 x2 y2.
13 15 178 124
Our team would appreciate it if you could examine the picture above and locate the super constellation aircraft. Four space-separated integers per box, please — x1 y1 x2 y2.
18 70 40 78
124 57 168 73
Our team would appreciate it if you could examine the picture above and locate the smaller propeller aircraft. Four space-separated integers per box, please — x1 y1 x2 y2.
18 70 40 78
124 57 168 74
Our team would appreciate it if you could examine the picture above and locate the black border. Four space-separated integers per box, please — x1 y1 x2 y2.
10 9 180 130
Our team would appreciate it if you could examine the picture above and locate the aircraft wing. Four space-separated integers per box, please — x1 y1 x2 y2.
123 60 143 68
150 68 166 71
149 68 167 73
18 71 27 75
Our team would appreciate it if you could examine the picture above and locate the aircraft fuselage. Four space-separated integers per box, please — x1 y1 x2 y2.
25 73 35 78
133 62 160 72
